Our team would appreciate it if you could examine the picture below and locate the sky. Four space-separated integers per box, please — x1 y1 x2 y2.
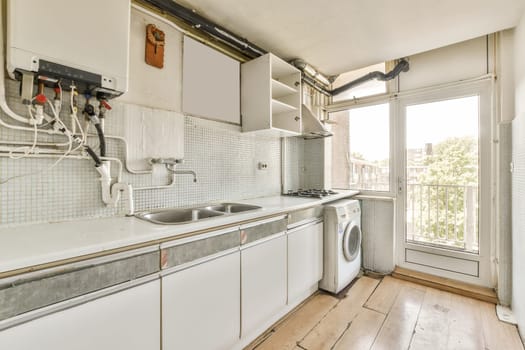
344 95 479 161
406 96 479 149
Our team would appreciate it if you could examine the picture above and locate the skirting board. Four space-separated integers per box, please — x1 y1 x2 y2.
392 266 498 304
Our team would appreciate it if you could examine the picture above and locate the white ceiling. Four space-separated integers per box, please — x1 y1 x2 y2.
176 0 525 76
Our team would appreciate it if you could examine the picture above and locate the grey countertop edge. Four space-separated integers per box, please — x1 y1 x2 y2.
0 190 359 275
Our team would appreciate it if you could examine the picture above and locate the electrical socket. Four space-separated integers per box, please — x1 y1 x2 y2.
258 162 268 170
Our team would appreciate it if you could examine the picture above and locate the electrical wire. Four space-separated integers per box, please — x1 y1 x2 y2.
6 100 44 160
26 104 71 147
69 86 86 146
0 97 76 184
7 121 38 160
0 127 73 184
73 112 86 144
27 104 36 124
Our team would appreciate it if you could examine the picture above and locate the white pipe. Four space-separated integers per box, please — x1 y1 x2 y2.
133 173 176 191
0 4 29 125
86 134 154 174
0 152 124 182
10 136 72 148
0 145 78 154
95 161 133 215
5 130 158 178
0 140 67 147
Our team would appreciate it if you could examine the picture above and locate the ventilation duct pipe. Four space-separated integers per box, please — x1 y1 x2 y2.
293 59 410 97
330 59 410 96
290 59 332 86
142 0 266 58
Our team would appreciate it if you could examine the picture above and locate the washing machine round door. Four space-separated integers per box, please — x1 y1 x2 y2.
342 221 361 262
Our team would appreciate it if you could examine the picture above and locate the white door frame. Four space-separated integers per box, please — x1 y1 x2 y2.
394 79 494 287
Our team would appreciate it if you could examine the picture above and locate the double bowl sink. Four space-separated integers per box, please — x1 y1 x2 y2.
135 203 262 225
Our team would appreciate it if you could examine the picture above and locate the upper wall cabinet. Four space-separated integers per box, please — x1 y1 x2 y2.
241 53 302 136
182 37 240 124
117 7 182 111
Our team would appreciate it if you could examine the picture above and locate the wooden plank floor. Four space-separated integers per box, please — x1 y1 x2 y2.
248 276 524 350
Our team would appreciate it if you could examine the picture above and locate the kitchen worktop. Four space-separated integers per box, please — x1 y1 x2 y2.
0 190 358 275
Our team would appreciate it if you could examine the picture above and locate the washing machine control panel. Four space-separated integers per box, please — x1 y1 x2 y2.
335 206 359 220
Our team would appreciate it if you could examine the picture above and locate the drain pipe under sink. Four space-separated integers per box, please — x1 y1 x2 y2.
96 160 134 215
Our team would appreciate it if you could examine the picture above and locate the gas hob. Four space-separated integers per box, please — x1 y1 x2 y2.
284 189 338 199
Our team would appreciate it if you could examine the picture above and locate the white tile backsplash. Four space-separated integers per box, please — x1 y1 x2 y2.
0 79 291 227
282 137 326 192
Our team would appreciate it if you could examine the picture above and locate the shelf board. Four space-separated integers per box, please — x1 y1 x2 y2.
272 99 297 115
270 127 301 137
271 54 300 77
272 79 297 98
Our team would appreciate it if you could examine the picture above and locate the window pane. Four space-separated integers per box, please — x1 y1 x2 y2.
332 63 386 102
331 103 390 191
405 96 479 253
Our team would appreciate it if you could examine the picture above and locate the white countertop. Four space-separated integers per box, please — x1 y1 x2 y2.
0 190 358 274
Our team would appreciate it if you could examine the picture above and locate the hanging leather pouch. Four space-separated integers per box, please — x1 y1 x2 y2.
145 24 165 68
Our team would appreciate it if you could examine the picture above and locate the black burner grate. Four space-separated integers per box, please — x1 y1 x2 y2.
284 189 338 198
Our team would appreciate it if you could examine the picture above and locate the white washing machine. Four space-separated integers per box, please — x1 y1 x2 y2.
319 199 362 294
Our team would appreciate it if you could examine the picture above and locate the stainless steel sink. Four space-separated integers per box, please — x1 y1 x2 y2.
135 208 224 225
202 203 262 214
135 202 261 225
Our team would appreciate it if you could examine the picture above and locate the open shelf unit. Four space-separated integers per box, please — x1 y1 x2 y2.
241 53 302 135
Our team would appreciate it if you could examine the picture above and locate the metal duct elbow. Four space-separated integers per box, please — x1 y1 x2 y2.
331 59 409 96
301 104 333 139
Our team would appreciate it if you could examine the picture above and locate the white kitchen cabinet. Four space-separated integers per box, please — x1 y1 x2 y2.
241 233 287 338
0 278 161 350
183 36 240 124
288 220 324 305
241 53 302 135
162 250 240 350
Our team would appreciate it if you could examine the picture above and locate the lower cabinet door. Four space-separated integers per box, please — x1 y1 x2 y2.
0 279 161 350
162 251 241 350
241 234 287 338
288 221 323 303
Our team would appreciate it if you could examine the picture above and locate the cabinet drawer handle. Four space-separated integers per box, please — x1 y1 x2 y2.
240 230 247 244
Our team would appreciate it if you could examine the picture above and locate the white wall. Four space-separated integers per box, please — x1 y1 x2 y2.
116 7 183 111
512 10 525 342
399 36 488 91
496 30 515 306
360 198 395 274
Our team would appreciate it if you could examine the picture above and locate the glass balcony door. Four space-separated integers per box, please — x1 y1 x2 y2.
396 82 492 287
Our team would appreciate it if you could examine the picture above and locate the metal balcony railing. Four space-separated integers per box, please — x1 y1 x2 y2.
406 183 478 253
